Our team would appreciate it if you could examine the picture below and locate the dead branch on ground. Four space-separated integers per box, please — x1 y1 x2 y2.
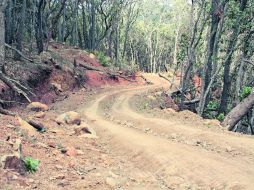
78 61 136 82
5 43 34 63
0 105 16 116
0 71 32 102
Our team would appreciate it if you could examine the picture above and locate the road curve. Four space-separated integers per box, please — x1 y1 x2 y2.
82 75 254 190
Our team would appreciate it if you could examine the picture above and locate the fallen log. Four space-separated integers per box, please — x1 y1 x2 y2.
0 71 31 102
5 43 34 63
78 61 102 72
222 89 254 131
183 99 200 105
0 107 16 116
78 61 136 82
28 120 46 131
158 73 181 92
158 73 191 102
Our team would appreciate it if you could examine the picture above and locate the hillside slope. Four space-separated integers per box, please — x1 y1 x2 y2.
1 73 254 190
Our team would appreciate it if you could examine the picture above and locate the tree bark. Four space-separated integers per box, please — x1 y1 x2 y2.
0 0 7 69
89 0 96 50
5 0 13 44
219 0 248 114
82 3 89 48
14 0 26 60
222 89 254 131
35 0 44 54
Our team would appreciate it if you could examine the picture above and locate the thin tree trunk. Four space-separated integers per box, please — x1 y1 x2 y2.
35 0 44 54
5 0 13 44
198 4 226 115
0 0 7 68
89 0 96 50
219 0 248 114
82 3 89 48
15 0 26 60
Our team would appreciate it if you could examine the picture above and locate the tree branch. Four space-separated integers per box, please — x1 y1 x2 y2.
5 43 34 62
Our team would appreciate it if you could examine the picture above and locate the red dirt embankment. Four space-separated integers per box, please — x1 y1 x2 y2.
0 42 144 106
49 42 144 88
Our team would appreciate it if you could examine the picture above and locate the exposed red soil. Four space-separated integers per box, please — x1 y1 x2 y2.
0 42 144 107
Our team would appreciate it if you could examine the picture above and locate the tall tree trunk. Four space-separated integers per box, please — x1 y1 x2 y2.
113 12 121 67
89 0 96 50
35 0 44 54
0 0 7 68
14 0 26 60
122 4 134 59
71 0 78 46
173 20 180 68
198 4 226 116
59 0 66 42
199 0 226 114
82 3 89 48
219 0 248 114
5 0 13 44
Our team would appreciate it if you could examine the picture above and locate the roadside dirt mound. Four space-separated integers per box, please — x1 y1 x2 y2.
0 42 145 107
49 42 101 68
178 110 203 121
49 42 144 88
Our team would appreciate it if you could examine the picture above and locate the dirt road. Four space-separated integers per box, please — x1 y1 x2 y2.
82 74 254 190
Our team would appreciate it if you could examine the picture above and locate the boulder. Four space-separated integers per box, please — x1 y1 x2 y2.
55 111 81 125
89 53 96 59
18 117 38 136
27 102 49 112
34 112 46 118
51 82 63 93
74 124 95 135
1 139 26 175
74 124 98 139
2 155 27 175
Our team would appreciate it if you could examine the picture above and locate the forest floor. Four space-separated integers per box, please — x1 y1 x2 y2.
0 45 254 190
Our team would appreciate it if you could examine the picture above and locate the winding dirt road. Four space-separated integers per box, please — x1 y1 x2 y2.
82 75 254 190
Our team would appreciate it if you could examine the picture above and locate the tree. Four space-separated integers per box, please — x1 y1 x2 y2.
15 0 27 60
0 0 7 68
222 89 254 131
219 0 249 114
35 0 45 54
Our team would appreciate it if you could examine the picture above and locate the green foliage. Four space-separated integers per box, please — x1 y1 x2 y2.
143 102 149 109
207 100 219 110
217 113 225 122
204 100 220 119
177 34 189 63
95 51 110 67
24 156 40 173
239 86 252 101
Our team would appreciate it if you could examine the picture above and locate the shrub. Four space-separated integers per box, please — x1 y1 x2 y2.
217 113 225 122
96 51 110 67
24 156 40 173
204 100 219 119
239 86 252 101
207 100 219 110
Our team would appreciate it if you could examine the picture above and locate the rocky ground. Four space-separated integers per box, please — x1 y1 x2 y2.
1 44 254 190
